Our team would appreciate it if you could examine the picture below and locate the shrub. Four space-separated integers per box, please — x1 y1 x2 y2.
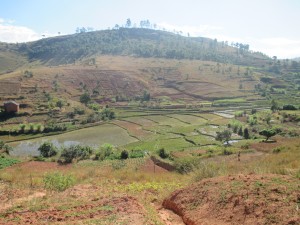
60 145 93 163
238 127 243 136
129 149 145 158
158 148 169 159
282 104 297 110
272 146 284 154
234 111 243 117
241 143 250 150
215 129 232 145
43 172 75 191
74 108 85 115
0 156 19 169
174 157 198 174
222 149 233 155
248 115 257 126
19 124 26 133
229 120 242 133
251 108 257 114
0 143 13 154
101 143 113 157
0 140 5 149
94 143 117 161
38 142 58 158
120 150 129 159
80 92 91 105
101 108 116 120
243 128 250 139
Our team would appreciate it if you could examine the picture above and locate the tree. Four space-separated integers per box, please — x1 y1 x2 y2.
243 128 250 139
120 150 129 159
238 127 243 136
270 99 279 112
60 145 93 163
158 148 169 159
56 99 65 109
259 128 278 142
215 129 232 145
142 90 150 101
38 142 58 158
126 18 131 28
80 93 91 105
282 104 297 110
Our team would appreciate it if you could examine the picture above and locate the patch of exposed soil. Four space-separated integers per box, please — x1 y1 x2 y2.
0 195 147 225
157 206 185 225
163 174 300 225
140 158 170 174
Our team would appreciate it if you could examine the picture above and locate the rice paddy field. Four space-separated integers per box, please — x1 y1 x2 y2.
8 112 229 156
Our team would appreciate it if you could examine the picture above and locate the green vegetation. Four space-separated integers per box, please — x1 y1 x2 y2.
60 145 93 163
43 172 76 191
16 28 268 66
259 128 280 142
38 141 58 158
215 129 232 145
0 156 19 169
0 24 299 225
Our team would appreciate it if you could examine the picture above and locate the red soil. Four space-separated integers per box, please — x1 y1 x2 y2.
140 158 170 173
163 174 300 225
0 195 147 225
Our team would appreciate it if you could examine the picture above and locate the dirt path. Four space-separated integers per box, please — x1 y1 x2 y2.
158 206 185 225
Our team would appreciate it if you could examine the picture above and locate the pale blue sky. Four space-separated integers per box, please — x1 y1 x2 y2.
1 0 300 58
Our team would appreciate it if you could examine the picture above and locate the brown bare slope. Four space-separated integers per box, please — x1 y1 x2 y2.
163 174 300 225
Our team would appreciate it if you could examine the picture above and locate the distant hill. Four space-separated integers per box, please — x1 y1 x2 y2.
0 42 27 74
4 28 270 66
292 57 300 62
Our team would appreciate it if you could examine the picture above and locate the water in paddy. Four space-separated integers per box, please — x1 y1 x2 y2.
10 124 138 156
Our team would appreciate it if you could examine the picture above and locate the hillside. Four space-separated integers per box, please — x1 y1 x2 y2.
0 27 300 225
2 28 270 67
0 43 27 74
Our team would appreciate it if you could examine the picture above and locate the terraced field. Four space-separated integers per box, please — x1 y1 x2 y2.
9 112 229 156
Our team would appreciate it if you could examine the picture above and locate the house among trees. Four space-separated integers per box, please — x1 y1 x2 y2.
4 101 19 113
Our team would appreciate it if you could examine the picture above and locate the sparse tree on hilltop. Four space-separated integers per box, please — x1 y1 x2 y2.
126 18 131 28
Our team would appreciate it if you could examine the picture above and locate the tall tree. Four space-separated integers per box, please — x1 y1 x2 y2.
259 128 278 142
215 129 232 146
126 18 131 28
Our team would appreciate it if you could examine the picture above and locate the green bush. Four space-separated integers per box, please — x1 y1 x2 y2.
120 150 129 159
43 172 75 191
174 157 198 174
60 145 93 163
272 146 284 154
234 111 244 117
129 149 145 158
38 141 58 158
282 104 297 110
0 156 19 169
222 149 233 155
158 148 169 159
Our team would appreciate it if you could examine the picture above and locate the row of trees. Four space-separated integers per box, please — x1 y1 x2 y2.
38 142 145 164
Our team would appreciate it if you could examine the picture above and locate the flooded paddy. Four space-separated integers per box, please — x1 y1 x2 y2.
10 124 138 156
